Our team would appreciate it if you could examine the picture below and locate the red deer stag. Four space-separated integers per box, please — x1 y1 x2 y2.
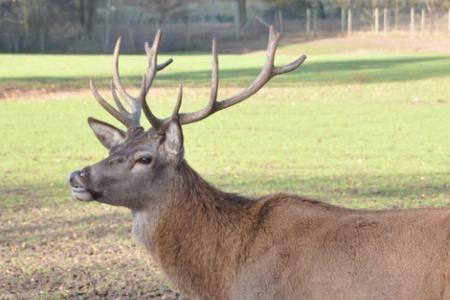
69 28 450 300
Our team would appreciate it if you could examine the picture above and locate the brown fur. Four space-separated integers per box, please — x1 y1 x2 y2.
131 161 450 300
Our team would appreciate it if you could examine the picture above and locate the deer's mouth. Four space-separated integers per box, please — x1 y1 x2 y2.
71 187 94 201
71 186 103 202
69 170 102 202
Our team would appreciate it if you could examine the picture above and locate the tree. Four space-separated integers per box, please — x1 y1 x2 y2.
79 0 98 36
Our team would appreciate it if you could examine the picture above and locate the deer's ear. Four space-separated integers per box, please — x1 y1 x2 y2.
160 120 184 165
88 117 126 149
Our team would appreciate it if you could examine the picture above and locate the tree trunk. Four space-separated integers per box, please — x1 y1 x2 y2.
23 0 30 35
85 0 97 36
79 0 85 27
79 0 97 36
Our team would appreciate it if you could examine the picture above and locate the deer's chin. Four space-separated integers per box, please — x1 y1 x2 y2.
71 188 94 202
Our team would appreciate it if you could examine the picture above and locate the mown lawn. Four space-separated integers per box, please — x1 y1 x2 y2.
1 44 450 90
0 41 449 298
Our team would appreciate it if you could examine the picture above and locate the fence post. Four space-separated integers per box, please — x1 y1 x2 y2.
341 8 346 33
186 10 192 46
234 6 240 40
278 10 284 33
432 11 437 35
274 11 278 32
104 0 111 51
421 8 425 34
347 9 352 35
306 8 311 33
39 27 45 53
448 8 450 33
312 9 317 32
394 4 398 31
200 14 206 36
383 8 388 36
374 7 379 33
410 7 415 34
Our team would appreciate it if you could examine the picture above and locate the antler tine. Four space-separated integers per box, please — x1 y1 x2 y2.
158 58 174 71
110 80 128 114
112 38 139 112
144 30 173 86
208 38 219 111
176 25 306 125
143 30 161 91
90 78 133 127
141 30 170 129
89 37 146 129
136 74 162 127
175 38 219 124
91 28 303 131
138 74 148 113
91 32 175 131
171 84 183 120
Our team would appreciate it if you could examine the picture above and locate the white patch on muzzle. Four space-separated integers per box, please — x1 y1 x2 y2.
71 188 94 201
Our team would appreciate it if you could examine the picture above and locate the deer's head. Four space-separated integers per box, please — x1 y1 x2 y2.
69 28 306 210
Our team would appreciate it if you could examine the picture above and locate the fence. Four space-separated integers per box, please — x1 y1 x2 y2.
1 1 450 53
256 6 450 37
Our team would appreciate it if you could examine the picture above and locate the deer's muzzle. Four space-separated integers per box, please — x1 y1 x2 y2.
69 168 98 201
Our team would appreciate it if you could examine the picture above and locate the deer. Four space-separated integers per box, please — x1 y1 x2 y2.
69 27 450 300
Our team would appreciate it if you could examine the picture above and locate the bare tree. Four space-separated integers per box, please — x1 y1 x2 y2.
79 0 98 36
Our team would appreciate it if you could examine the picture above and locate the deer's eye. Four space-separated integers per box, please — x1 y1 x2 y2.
137 155 152 165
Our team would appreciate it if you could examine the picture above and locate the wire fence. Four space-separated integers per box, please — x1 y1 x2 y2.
1 1 450 53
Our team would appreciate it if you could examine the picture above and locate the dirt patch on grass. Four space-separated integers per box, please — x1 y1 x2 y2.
0 203 184 299
0 87 82 101
219 31 450 54
284 33 450 54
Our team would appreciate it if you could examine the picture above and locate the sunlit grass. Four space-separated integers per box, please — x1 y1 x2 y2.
1 50 450 90
1 41 450 299
1 80 449 210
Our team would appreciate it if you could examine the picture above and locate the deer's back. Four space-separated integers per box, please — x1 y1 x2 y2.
231 194 450 300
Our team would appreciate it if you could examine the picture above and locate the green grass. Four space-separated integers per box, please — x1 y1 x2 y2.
1 50 450 90
1 77 449 210
1 43 450 299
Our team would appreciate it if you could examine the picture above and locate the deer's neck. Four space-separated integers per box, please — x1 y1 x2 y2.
132 161 251 299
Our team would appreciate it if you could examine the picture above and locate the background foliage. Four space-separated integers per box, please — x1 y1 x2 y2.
2 0 450 53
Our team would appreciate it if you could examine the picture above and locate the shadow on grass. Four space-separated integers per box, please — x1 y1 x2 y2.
160 55 450 86
0 170 448 245
1 170 449 213
230 171 450 204
0 210 129 244
1 170 448 299
2 55 450 90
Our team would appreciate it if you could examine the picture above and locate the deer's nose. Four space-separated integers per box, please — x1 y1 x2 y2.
69 168 90 187
79 168 89 178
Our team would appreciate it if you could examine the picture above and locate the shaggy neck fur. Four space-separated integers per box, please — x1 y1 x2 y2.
132 160 252 299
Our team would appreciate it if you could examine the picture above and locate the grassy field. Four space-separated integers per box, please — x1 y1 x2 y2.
2 36 450 91
1 37 449 298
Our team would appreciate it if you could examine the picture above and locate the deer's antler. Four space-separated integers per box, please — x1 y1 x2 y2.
174 26 306 125
91 27 305 131
90 30 173 129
